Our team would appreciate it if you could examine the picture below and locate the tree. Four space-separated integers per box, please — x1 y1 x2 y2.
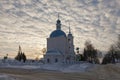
76 47 80 54
102 35 120 64
15 52 27 62
75 47 84 61
15 45 27 62
83 40 100 64
15 51 22 61
4 54 8 60
22 52 27 62
116 35 120 50
41 48 47 54
102 53 111 64
76 54 84 61
102 45 116 64
115 35 120 62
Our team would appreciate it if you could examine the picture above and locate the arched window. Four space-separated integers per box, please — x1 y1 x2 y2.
55 58 58 63
47 58 50 63
68 39 70 41
69 46 71 49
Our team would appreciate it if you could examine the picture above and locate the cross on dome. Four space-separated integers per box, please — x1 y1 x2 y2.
56 13 61 30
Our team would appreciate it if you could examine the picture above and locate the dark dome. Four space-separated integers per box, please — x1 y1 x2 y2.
50 30 66 38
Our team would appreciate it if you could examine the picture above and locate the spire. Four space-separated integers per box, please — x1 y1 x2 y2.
56 13 61 30
68 21 73 37
69 22 71 34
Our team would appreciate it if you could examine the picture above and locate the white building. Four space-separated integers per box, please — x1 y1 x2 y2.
44 16 75 64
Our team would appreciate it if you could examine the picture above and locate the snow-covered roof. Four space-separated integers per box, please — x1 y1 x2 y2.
46 50 62 55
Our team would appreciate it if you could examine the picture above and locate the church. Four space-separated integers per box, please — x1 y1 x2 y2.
44 16 75 64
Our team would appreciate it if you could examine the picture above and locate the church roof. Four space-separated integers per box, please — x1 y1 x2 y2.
50 30 66 38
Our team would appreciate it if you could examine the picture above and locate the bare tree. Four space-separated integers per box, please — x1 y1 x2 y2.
83 40 99 64
102 35 120 64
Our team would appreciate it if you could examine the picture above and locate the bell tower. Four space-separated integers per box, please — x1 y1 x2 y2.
65 22 75 63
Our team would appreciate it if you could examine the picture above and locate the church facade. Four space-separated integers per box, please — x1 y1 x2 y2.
44 17 75 64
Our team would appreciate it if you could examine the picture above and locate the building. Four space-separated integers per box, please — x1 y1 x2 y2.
44 16 75 64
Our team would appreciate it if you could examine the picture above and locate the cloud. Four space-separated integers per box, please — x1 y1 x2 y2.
0 0 119 58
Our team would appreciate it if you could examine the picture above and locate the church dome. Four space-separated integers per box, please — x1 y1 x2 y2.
50 30 66 38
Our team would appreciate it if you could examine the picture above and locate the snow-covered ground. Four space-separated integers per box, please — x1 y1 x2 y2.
0 59 96 73
0 59 120 80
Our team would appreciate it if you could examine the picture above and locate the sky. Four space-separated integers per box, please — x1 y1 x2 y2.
0 0 120 59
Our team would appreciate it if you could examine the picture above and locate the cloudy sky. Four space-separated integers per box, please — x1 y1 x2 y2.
0 0 120 59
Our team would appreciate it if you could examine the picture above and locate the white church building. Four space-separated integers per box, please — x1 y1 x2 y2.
44 16 75 64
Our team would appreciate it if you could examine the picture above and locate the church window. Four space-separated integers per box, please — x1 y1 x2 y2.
69 46 71 49
55 58 58 63
47 58 50 63
68 39 70 41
